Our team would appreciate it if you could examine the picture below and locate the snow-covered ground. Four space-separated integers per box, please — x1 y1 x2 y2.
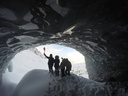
12 69 110 96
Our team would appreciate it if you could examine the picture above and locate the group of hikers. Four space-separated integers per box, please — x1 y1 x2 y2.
43 51 72 77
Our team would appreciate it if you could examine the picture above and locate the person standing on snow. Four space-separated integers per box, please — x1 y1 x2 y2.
65 58 72 75
54 55 60 76
60 58 67 77
43 47 54 74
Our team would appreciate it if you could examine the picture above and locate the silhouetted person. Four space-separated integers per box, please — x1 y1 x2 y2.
60 58 67 77
54 55 60 76
65 59 72 75
44 53 54 74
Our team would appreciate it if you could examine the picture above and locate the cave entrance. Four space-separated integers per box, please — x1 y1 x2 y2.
4 44 88 84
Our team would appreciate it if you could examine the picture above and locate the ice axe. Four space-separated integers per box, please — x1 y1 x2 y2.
43 47 46 53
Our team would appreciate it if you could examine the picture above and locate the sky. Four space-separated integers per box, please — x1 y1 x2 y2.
36 44 85 64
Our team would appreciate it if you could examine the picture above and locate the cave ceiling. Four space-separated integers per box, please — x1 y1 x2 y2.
0 0 128 81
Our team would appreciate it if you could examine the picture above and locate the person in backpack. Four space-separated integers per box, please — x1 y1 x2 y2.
65 58 72 75
54 55 60 76
60 58 67 77
44 53 54 74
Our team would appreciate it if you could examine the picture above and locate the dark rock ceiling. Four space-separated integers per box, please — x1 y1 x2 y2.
0 0 128 82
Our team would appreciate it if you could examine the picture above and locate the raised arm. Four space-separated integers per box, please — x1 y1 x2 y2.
44 53 49 59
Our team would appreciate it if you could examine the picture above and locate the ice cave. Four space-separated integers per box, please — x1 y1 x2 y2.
0 0 128 96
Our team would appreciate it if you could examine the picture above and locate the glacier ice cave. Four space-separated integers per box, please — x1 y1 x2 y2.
0 0 128 95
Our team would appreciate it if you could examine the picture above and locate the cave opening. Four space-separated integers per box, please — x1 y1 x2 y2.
3 44 88 85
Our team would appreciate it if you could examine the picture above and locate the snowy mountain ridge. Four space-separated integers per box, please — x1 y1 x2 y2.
29 48 44 58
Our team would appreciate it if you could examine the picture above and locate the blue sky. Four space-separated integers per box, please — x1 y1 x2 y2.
37 44 85 64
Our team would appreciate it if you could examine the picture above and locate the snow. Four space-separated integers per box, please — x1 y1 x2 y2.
4 49 48 84
71 63 89 78
12 69 110 96
0 74 16 96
